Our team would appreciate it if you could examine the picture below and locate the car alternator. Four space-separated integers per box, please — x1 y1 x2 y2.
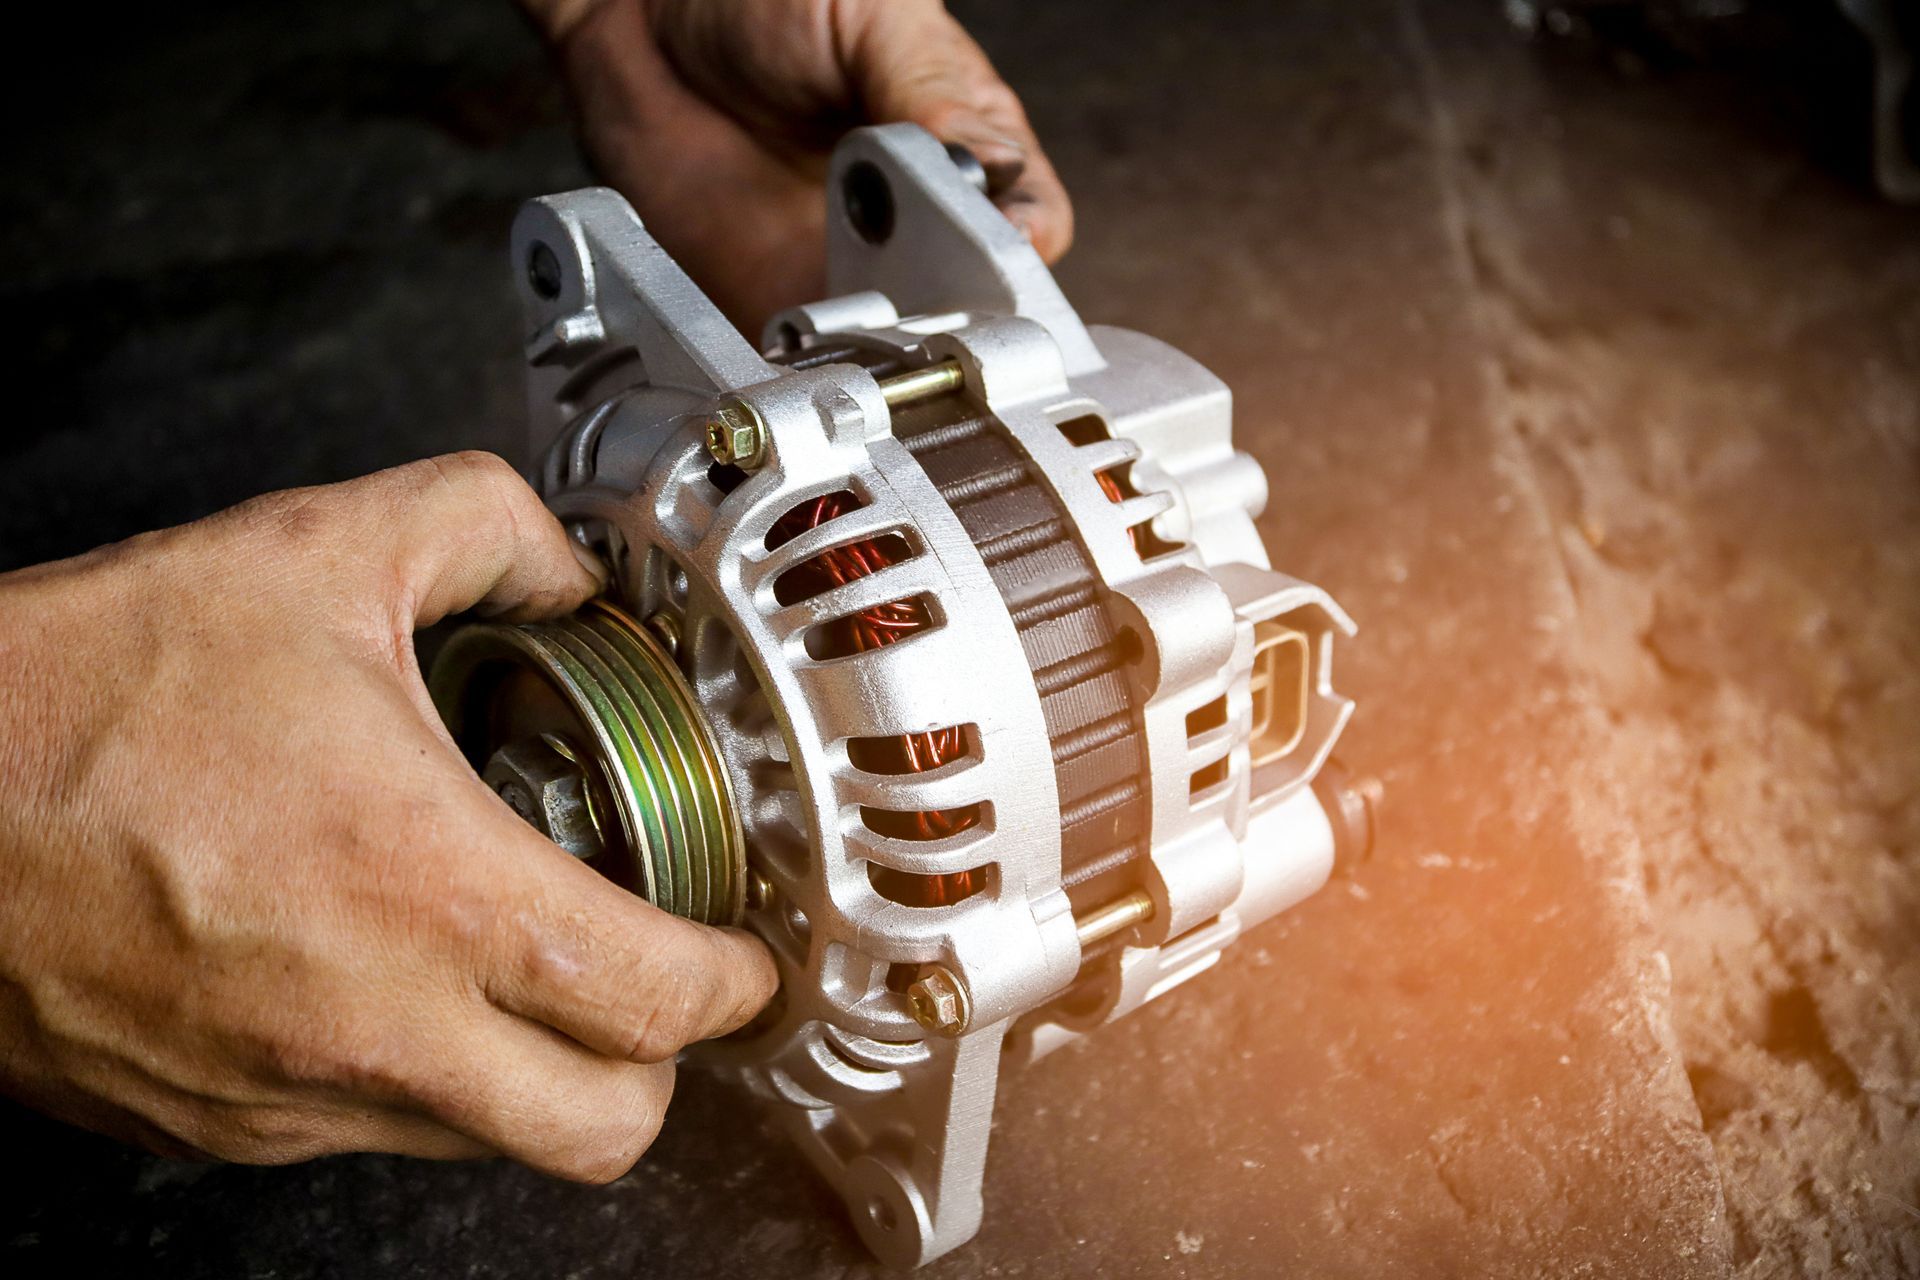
430 124 1369 1268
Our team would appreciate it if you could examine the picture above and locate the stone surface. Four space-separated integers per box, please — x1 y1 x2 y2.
2 1 1915 1277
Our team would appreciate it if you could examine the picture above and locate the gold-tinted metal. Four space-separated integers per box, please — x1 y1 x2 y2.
1074 888 1155 951
906 965 970 1037
744 866 773 912
644 610 682 657
430 598 747 926
704 400 767 469
877 359 964 407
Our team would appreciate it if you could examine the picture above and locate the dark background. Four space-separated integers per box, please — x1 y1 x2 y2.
3 2 1916 1277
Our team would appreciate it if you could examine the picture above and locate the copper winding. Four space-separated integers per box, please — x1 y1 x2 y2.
771 492 979 904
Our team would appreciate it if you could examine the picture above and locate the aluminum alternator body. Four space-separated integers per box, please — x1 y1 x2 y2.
471 125 1357 1267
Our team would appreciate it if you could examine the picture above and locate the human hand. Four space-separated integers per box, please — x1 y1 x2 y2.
522 0 1073 333
0 453 776 1179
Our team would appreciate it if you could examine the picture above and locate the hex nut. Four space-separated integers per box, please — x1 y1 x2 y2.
906 966 971 1037
704 401 766 469
483 736 604 861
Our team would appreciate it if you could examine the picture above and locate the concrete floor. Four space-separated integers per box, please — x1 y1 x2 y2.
1 1 1915 1277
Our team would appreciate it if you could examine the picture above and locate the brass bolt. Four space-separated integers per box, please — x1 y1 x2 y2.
1074 887 1155 952
744 867 773 911
705 400 766 469
906 965 970 1037
644 611 681 657
876 358 965 408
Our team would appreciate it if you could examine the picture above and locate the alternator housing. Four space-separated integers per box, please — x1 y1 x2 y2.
450 125 1357 1267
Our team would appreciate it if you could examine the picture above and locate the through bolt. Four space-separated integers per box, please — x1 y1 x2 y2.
744 867 773 911
704 401 766 469
644 611 681 657
906 965 970 1037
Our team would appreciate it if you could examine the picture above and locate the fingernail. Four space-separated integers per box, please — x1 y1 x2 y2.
570 540 612 589
943 123 1028 194
950 129 1026 163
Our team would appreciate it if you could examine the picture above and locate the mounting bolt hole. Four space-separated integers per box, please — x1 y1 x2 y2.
867 1197 897 1232
527 242 563 300
842 162 895 245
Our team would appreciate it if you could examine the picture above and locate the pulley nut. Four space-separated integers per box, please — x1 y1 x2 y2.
483 735 604 862
705 401 766 469
906 965 971 1037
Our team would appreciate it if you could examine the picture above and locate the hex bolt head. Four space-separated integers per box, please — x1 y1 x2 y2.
483 735 605 861
704 401 766 469
906 965 971 1037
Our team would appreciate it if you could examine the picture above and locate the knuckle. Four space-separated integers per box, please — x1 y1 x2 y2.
511 914 591 1000
436 451 535 513
392 451 528 527
471 881 568 996
618 929 732 1061
550 1138 641 1185
697 939 751 1032
621 991 697 1064
700 926 768 1023
721 934 777 1025
429 451 548 555
439 448 525 492
545 1075 669 1184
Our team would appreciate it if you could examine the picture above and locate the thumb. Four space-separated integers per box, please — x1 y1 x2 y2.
842 0 1075 261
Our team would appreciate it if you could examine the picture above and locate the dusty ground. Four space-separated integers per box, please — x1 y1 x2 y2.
1396 7 1920 1272
0 1 1915 1276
